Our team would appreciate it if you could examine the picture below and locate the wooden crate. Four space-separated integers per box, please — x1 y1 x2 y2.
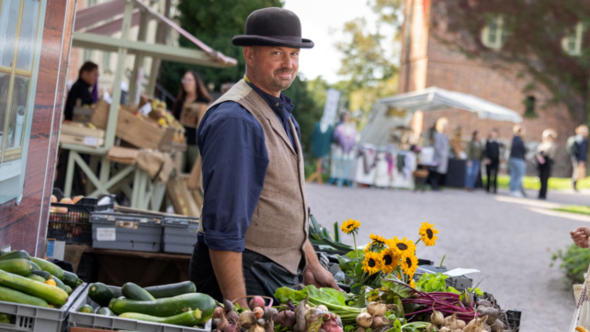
59 123 105 147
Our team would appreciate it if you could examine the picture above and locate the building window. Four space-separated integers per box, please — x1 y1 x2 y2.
481 16 508 50
102 51 111 74
83 49 94 62
524 96 536 118
562 22 586 56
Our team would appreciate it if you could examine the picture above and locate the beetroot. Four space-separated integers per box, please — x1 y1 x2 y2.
277 310 296 327
249 296 265 310
226 310 239 323
321 320 343 332
224 324 239 332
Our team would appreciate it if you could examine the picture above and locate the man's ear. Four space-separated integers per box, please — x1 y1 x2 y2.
243 46 255 67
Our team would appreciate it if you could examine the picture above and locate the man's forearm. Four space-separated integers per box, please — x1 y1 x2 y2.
209 249 248 308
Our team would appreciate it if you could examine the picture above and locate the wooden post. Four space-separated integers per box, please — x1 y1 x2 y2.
146 0 171 96
128 9 150 104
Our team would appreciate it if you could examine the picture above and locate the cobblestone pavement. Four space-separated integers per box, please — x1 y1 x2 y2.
306 183 590 332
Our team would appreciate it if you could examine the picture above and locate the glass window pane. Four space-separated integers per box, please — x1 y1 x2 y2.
6 76 29 152
16 0 40 71
0 0 20 68
0 73 10 154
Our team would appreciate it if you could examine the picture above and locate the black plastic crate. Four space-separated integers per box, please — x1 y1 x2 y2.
48 196 115 245
76 253 100 283
503 310 521 331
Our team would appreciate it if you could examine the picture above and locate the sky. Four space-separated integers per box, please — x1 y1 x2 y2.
283 0 383 84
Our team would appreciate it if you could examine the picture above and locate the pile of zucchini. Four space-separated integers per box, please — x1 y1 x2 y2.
0 250 84 309
84 281 215 328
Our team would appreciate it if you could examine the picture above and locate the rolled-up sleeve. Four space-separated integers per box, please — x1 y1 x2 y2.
198 102 268 252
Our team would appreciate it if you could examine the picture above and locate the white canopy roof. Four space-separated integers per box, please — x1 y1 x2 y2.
360 87 523 146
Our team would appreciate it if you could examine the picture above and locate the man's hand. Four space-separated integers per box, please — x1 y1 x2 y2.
303 240 340 290
570 227 590 248
467 160 472 167
485 158 491 165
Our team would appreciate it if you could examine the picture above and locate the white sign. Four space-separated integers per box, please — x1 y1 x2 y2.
46 240 65 260
83 136 98 146
97 228 116 241
443 268 480 277
322 88 340 125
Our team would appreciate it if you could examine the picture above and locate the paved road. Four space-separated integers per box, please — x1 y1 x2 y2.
306 184 590 332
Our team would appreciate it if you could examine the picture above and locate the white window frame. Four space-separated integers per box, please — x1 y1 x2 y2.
481 16 508 50
562 22 586 56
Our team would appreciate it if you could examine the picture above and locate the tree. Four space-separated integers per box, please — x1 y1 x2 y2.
429 0 590 123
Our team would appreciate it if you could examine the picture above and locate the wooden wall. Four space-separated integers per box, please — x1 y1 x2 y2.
0 0 77 257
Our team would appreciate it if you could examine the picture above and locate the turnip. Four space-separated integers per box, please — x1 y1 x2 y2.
264 308 278 322
277 310 295 327
476 300 492 308
253 307 264 319
257 319 265 326
224 299 235 313
356 312 373 328
430 310 444 326
214 307 225 319
226 310 239 323
249 296 265 310
439 327 450 332
316 305 329 312
490 319 504 332
463 315 487 332
443 313 458 329
238 311 257 329
249 324 265 332
456 320 466 329
321 319 343 332
217 317 229 331
366 302 387 316
477 307 501 325
356 327 365 332
224 324 239 332
293 300 307 332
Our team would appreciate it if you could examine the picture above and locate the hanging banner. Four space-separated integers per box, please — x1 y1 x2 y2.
321 88 340 125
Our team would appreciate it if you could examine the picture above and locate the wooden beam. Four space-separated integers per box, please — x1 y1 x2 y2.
128 9 150 104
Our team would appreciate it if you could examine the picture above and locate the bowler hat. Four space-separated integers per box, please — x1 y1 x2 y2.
232 7 314 49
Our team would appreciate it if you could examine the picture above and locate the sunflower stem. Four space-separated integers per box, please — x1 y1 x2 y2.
353 233 358 259
415 238 421 245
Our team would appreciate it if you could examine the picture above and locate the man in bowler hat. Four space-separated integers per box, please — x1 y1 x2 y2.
190 7 340 307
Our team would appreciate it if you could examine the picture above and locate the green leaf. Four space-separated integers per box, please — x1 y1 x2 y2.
274 287 307 304
346 250 365 259
305 285 347 306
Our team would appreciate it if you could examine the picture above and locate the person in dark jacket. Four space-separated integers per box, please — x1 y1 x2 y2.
509 125 527 197
536 129 557 199
572 124 588 191
484 129 501 194
171 71 214 173
465 130 483 191
63 61 98 121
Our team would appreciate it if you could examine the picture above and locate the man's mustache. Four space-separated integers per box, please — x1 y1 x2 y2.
274 69 293 75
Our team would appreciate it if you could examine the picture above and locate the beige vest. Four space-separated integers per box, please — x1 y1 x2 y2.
200 80 308 275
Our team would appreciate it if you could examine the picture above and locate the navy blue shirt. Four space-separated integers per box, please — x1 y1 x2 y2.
197 81 301 252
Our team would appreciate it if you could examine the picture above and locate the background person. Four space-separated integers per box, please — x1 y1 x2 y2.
63 61 98 121
509 125 527 197
427 117 449 191
172 71 214 173
536 129 557 200
465 130 483 191
571 124 589 191
484 129 500 194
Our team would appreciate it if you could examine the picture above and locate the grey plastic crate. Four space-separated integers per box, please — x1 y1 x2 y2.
90 212 163 252
0 283 87 332
68 286 211 332
162 217 200 254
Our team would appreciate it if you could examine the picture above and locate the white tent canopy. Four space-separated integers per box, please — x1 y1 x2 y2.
360 87 523 146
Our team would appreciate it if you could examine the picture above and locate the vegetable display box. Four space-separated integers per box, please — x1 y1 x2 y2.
68 287 211 332
0 283 87 332
161 216 199 254
48 197 115 245
90 213 163 252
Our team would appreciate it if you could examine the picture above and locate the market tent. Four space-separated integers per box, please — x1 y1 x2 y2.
360 87 523 146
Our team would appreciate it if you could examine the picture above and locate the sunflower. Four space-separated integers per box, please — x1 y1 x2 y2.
419 222 439 246
369 234 387 251
381 248 400 273
409 279 416 289
401 254 418 277
341 219 361 234
362 251 383 275
387 237 417 257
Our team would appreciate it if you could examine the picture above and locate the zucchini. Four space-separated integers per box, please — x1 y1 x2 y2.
145 281 196 298
30 258 64 281
96 307 115 316
65 285 72 295
49 276 70 294
0 259 33 277
27 275 46 283
122 282 155 301
119 309 207 326
79 304 94 313
111 286 122 298
110 293 215 319
88 282 115 307
0 250 30 262
0 285 50 308
31 270 51 280
0 269 68 306
62 271 79 288
29 261 41 271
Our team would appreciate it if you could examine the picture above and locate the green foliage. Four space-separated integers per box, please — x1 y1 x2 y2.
551 243 590 284
554 205 590 216
415 273 450 293
483 175 590 190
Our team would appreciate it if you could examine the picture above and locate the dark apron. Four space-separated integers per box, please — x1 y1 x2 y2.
189 235 304 303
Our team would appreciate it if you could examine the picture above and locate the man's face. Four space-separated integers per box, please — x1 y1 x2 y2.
247 46 299 93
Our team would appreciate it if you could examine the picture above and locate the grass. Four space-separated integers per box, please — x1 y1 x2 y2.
483 175 590 190
553 205 590 216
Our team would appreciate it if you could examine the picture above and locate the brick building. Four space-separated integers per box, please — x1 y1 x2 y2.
399 0 584 177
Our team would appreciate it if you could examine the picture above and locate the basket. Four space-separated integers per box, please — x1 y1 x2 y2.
68 286 211 332
161 216 199 254
48 196 115 245
90 212 163 252
0 283 87 332
76 253 100 283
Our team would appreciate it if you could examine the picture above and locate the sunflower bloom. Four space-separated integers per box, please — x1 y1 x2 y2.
362 251 383 275
388 237 417 257
419 222 439 246
341 219 361 234
409 279 416 289
381 248 400 273
401 254 418 277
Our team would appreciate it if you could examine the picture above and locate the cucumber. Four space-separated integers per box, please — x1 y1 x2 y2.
0 285 51 308
111 286 122 298
119 309 207 326
145 281 196 298
110 293 215 319
0 269 68 306
49 276 70 294
88 282 115 307
79 304 94 313
63 271 79 288
30 258 64 281
0 250 30 262
96 307 115 316
31 270 51 280
122 282 156 301
27 275 46 283
29 261 41 271
0 259 33 277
